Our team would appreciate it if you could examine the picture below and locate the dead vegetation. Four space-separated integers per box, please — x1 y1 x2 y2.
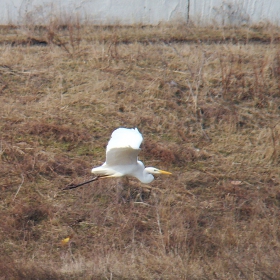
1 22 280 279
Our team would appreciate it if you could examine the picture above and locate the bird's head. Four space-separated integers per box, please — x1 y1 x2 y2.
145 167 172 176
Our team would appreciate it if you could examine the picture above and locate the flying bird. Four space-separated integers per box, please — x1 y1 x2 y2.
64 128 172 190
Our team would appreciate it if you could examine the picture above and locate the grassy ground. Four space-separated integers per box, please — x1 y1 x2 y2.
1 23 280 279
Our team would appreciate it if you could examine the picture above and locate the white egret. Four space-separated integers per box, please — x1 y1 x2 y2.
64 128 172 190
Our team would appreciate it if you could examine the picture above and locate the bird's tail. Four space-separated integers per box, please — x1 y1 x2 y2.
91 165 122 177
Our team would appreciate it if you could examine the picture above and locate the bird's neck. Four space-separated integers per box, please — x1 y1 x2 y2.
141 169 154 184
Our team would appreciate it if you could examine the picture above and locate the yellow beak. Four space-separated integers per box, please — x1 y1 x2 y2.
159 169 172 175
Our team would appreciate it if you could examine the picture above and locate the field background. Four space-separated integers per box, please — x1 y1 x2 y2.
1 22 280 279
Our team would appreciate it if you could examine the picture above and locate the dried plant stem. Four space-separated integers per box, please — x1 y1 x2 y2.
13 174 24 201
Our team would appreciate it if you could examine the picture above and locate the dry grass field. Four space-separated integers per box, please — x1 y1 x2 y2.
1 22 280 279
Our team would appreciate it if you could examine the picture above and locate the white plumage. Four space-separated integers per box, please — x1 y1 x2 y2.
91 127 171 183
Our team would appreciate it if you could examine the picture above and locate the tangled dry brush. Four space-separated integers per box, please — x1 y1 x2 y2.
1 23 280 279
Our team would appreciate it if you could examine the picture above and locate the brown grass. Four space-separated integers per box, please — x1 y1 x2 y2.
1 22 280 279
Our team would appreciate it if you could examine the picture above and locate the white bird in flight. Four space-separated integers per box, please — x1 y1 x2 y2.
64 128 172 190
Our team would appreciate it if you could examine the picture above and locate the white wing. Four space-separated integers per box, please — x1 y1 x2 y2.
106 128 143 151
105 128 143 167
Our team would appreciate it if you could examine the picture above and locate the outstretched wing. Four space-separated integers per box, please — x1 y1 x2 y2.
105 128 143 167
106 128 143 151
106 147 141 167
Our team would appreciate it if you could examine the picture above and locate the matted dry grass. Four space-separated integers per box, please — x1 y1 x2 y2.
1 23 280 279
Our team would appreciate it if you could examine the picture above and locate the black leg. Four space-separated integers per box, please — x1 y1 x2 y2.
63 176 99 190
